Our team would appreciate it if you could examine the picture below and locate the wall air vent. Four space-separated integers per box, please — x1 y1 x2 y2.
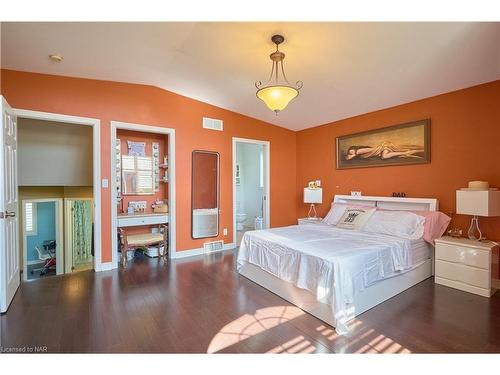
203 240 224 253
202 117 223 131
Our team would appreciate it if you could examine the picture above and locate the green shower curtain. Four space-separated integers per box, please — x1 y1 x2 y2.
72 200 93 267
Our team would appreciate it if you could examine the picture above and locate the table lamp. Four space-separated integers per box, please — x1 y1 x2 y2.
304 187 323 219
456 187 500 240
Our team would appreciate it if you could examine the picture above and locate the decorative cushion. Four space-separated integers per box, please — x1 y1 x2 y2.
336 207 376 230
323 203 376 226
126 233 164 247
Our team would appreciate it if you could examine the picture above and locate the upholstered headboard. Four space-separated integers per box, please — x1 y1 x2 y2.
333 195 438 212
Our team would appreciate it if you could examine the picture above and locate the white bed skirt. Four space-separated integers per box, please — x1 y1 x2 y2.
238 258 433 329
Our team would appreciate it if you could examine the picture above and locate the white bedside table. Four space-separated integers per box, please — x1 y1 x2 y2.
434 236 499 297
297 217 323 225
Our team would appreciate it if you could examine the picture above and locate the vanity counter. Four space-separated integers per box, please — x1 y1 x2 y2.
118 212 168 227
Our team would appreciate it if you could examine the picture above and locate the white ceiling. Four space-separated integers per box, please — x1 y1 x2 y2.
1 22 499 131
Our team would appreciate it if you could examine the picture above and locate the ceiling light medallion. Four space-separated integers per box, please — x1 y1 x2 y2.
255 35 303 115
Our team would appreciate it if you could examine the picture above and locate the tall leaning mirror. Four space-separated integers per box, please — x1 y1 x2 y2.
192 150 220 239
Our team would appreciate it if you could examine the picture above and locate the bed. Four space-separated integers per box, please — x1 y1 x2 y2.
237 195 439 334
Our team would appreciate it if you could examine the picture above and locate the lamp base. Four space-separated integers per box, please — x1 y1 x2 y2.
307 204 318 219
468 215 485 241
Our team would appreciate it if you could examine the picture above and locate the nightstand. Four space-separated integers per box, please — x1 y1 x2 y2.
297 217 323 225
435 236 499 297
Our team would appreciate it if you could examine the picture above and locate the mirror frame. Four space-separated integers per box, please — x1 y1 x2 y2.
191 150 220 239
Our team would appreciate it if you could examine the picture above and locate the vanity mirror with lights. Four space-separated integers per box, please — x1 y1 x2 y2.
192 150 220 239
121 155 154 195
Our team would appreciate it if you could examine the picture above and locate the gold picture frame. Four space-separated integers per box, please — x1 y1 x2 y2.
336 119 431 169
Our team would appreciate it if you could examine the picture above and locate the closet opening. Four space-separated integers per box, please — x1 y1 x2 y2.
17 116 96 280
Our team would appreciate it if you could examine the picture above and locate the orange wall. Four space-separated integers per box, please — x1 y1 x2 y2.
1 69 297 261
296 80 500 240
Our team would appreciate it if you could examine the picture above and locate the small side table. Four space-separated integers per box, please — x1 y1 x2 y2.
435 236 499 297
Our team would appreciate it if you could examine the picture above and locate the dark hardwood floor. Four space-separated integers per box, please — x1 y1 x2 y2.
1 250 499 353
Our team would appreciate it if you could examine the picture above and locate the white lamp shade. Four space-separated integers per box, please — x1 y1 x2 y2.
304 188 323 204
456 190 500 217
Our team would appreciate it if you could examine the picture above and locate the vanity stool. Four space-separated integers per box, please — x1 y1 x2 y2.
118 224 168 267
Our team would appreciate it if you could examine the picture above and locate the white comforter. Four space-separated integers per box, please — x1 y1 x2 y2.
237 223 422 334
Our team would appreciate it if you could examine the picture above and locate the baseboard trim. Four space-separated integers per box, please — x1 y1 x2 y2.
96 262 117 272
172 242 237 259
95 243 237 268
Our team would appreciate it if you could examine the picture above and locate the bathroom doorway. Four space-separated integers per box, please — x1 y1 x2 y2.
232 138 270 246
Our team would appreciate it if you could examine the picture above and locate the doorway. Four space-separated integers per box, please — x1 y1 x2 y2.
13 109 101 272
64 198 94 273
16 116 97 278
110 121 176 265
232 137 270 246
22 199 63 281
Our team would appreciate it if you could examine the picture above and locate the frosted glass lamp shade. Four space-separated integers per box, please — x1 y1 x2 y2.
256 86 299 113
456 190 500 217
304 188 323 204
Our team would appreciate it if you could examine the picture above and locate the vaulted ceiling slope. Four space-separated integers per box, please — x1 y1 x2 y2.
1 22 499 131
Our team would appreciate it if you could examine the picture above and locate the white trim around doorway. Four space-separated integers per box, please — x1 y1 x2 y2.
12 109 103 271
232 137 271 246
110 121 176 267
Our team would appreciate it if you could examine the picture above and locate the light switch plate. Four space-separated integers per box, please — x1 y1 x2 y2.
315 180 321 187
223 228 228 236
102 179 109 188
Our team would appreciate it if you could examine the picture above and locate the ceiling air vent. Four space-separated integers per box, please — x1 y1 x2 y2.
203 240 224 253
202 117 223 131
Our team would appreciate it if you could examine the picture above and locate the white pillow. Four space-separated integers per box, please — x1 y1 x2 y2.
323 203 375 226
336 207 376 230
322 203 348 225
362 210 425 239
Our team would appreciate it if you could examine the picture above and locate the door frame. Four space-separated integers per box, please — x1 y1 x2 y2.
64 197 94 274
12 109 103 271
232 137 270 245
21 198 64 281
110 121 176 263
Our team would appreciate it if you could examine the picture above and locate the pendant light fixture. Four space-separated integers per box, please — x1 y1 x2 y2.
255 34 303 115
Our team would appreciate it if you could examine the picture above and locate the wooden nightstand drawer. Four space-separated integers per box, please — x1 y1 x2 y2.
435 243 490 269
435 260 490 289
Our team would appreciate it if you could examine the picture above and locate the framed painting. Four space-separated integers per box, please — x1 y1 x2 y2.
336 119 430 169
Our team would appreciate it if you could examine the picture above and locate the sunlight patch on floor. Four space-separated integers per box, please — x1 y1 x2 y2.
207 306 305 353
267 335 316 354
315 321 412 353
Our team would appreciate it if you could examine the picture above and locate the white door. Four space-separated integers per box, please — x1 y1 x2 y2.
0 96 20 313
